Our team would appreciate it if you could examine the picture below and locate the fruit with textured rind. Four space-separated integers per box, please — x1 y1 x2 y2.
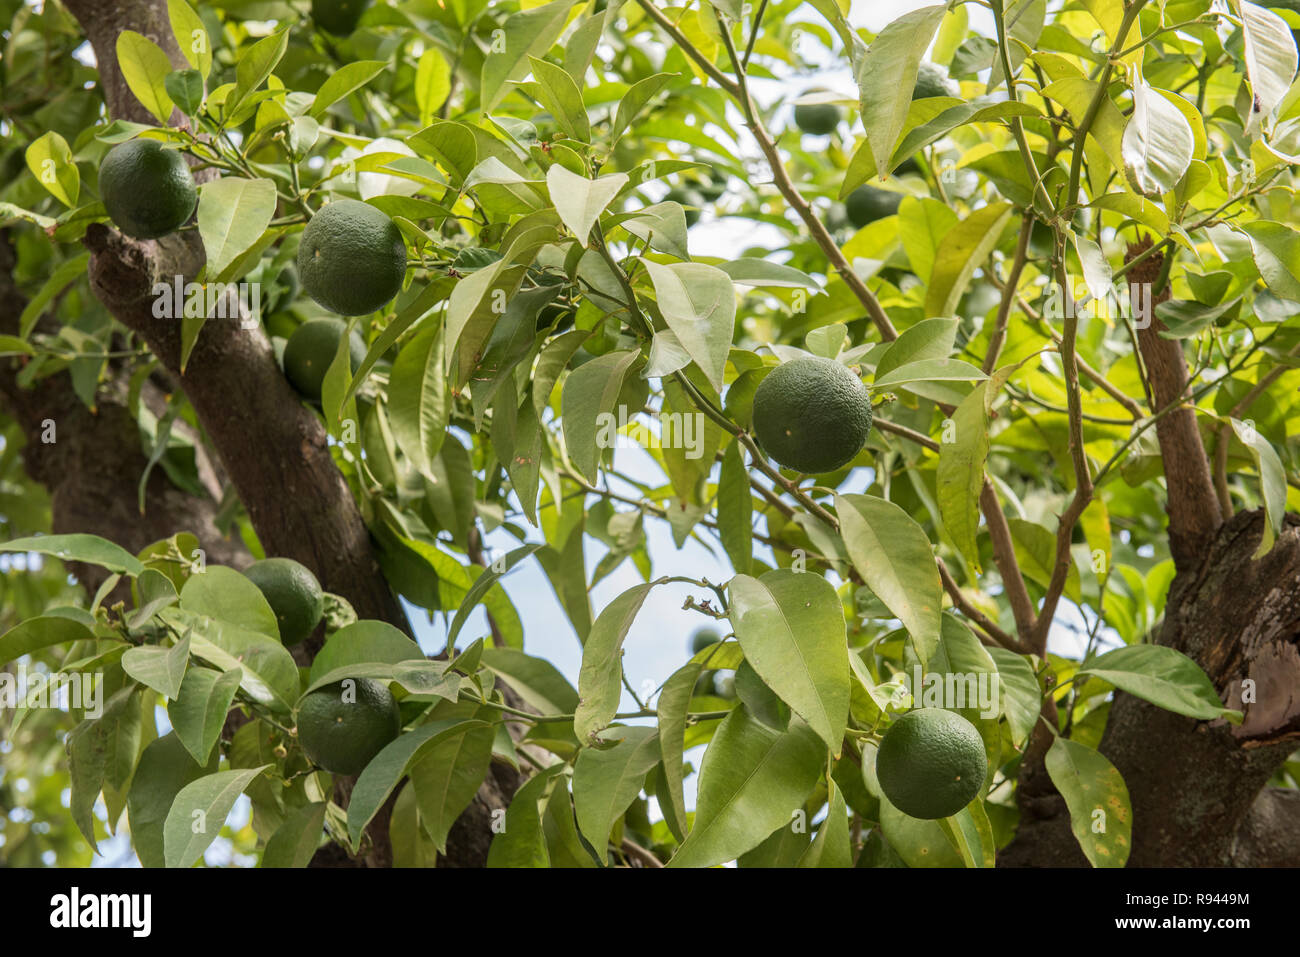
751 356 874 474
296 199 407 316
875 708 987 820
99 139 198 239
242 557 324 646
296 678 401 775
282 317 366 401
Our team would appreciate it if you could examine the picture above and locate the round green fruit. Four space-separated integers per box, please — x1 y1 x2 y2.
282 317 367 401
243 557 325 646
690 627 720 655
312 0 372 34
912 61 960 100
297 199 407 316
98 139 198 240
794 97 841 136
845 186 903 229
875 708 987 820
752 356 873 474
296 678 400 775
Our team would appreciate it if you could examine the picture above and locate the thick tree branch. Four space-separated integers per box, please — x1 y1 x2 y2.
1126 238 1222 569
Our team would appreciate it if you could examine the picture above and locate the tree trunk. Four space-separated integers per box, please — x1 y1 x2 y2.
1002 509 1300 866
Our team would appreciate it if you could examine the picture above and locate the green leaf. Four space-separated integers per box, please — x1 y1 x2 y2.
261 802 327 868
415 48 452 125
872 357 987 390
487 765 564 867
167 0 212 77
226 26 290 120
642 260 736 392
164 68 204 115
122 631 190 700
622 202 690 261
937 800 997 868
1008 517 1081 603
728 570 849 754
310 60 388 118
836 494 942 664
717 439 752 576
116 30 175 123
1234 0 1298 127
0 533 144 576
1232 417 1287 557
924 202 1014 318
1242 221 1300 301
1077 645 1241 722
987 647 1040 748
127 732 218 867
573 725 660 862
347 719 490 849
480 647 580 715
656 661 703 843
612 73 674 142
720 258 822 290
937 381 989 571
445 544 541 652
166 608 300 712
526 56 590 141
308 619 424 686
796 778 853 867
0 615 95 669
17 251 89 338
574 581 655 744
168 666 242 765
546 165 628 246
480 0 579 111
879 795 964 866
445 260 527 388
668 708 826 868
1044 737 1131 867
561 347 641 484
388 318 449 481
1121 81 1194 197
196 177 278 290
409 721 496 853
854 4 947 178
179 565 279 641
163 765 270 867
25 132 79 207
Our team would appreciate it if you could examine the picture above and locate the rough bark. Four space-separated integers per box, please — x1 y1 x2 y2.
1002 510 1300 866
1126 238 1223 570
1 230 247 592
25 0 521 868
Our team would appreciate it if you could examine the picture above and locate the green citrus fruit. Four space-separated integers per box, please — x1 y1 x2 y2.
99 139 198 240
690 627 720 654
665 187 704 226
752 356 873 473
297 199 407 316
296 678 400 775
912 61 960 100
794 96 841 136
282 317 367 400
243 557 325 646
845 186 903 229
875 708 987 820
311 0 372 34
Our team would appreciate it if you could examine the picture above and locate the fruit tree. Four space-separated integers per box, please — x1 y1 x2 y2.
1 0 1300 870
